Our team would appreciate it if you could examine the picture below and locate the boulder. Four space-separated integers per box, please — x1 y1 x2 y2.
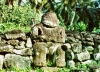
15 45 25 50
32 24 65 43
75 50 90 61
65 37 76 43
0 44 13 53
66 60 75 68
94 53 100 60
33 42 47 66
5 30 26 40
4 54 31 69
15 41 25 49
94 45 100 53
26 37 32 48
82 41 94 46
7 40 19 46
83 46 94 54
13 48 32 56
41 12 59 28
0 55 4 70
81 60 97 65
71 43 82 53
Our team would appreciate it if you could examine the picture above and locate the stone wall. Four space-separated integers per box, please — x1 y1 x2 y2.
0 12 100 72
0 30 100 71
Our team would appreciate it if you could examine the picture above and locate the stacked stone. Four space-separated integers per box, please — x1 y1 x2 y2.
32 12 66 67
0 30 32 69
65 31 100 72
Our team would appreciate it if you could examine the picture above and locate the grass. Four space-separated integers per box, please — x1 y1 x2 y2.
0 22 31 34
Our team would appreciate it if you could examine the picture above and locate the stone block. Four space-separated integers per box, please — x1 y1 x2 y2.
26 37 32 48
94 53 100 60
13 48 32 56
56 46 66 67
5 30 26 40
33 42 47 66
71 43 82 53
7 40 19 46
0 44 14 53
81 60 97 65
75 50 90 61
4 54 31 69
66 60 75 68
0 55 4 70
32 24 65 43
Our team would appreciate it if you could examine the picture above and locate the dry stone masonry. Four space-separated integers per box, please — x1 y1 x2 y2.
0 12 100 72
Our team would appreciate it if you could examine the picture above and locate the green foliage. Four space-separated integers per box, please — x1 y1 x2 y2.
58 68 70 72
0 67 31 72
93 26 100 34
75 21 87 32
1 4 41 25
0 23 31 33
34 67 44 72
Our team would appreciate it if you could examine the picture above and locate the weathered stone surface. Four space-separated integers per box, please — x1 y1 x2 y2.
32 24 65 43
82 41 94 46
65 49 74 60
83 46 94 52
13 48 32 55
81 60 97 65
94 53 100 60
0 44 13 52
33 42 46 66
61 43 71 50
66 60 75 68
56 46 66 67
48 43 61 55
83 46 94 54
94 45 100 53
41 12 59 28
65 37 76 43
19 41 25 46
89 65 100 69
26 37 32 48
85 37 93 42
15 45 25 49
75 50 90 61
4 54 31 69
0 55 4 70
74 33 81 39
71 43 82 53
41 67 60 72
5 30 26 39
7 40 19 46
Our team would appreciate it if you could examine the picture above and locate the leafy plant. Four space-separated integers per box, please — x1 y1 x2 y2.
58 68 70 72
75 21 87 32
34 67 44 72
92 26 100 34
